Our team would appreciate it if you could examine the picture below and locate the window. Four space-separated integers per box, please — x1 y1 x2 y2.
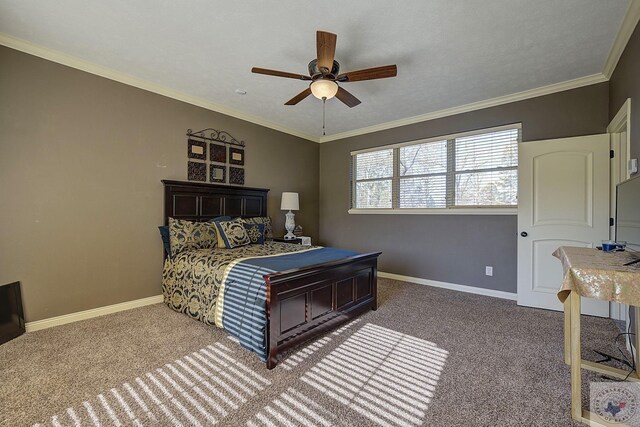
399 140 447 208
350 125 520 213
353 149 393 208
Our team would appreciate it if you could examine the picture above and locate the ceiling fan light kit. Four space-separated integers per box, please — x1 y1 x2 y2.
310 80 338 100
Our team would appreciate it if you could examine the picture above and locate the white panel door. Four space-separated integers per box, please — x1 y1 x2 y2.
517 134 610 316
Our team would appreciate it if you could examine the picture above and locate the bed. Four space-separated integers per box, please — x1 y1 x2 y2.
161 180 380 369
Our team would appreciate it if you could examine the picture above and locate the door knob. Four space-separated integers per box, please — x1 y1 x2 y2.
520 231 528 237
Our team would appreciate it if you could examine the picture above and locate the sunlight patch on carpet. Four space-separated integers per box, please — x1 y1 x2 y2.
279 318 362 371
249 323 448 427
247 387 336 427
303 323 447 427
33 342 271 427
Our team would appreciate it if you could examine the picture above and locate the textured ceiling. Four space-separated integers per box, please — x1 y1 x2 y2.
0 0 630 141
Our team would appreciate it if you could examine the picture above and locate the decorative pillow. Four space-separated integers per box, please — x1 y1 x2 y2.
214 219 252 249
240 216 273 240
243 223 265 244
158 226 172 257
169 218 218 257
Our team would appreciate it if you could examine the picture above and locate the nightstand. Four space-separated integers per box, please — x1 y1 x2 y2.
273 237 303 245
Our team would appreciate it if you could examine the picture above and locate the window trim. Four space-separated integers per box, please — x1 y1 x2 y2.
348 207 517 215
350 123 521 215
350 123 521 156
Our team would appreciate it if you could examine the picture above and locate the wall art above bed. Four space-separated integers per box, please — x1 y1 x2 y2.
187 161 207 182
186 128 245 185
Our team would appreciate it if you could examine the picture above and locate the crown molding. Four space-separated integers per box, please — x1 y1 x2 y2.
602 0 640 79
0 32 319 143
318 73 608 143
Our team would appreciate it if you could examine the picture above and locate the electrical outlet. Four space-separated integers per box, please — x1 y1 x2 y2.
485 266 493 276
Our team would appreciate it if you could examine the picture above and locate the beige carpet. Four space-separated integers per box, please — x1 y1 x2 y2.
0 278 631 426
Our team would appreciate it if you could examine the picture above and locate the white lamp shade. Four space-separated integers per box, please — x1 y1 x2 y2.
281 192 299 211
310 80 339 100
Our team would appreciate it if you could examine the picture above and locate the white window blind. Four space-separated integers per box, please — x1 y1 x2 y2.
353 149 393 208
453 128 518 207
399 141 447 208
351 125 520 212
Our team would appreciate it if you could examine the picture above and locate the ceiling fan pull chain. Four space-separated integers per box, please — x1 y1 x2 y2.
322 97 326 136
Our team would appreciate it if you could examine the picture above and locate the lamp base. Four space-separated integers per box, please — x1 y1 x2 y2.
284 210 296 240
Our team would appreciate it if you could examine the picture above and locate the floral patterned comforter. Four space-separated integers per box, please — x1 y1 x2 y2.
162 242 312 325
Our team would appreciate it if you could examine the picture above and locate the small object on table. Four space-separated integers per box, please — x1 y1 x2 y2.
299 236 311 246
293 225 303 237
601 240 627 252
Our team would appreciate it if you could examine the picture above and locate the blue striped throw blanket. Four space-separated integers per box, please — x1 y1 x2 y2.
214 247 358 361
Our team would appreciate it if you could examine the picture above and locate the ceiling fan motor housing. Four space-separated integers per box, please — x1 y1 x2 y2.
308 59 340 78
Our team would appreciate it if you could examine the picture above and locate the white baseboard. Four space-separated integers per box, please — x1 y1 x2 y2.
378 272 518 301
25 295 164 332
25 275 515 332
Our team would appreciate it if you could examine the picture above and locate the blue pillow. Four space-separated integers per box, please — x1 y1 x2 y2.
158 226 172 257
208 216 232 223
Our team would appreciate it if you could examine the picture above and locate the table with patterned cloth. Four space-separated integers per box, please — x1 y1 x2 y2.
554 246 640 305
553 246 640 425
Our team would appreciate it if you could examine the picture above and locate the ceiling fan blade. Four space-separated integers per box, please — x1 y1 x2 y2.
251 67 311 80
285 88 312 105
335 86 361 108
337 65 397 82
316 31 337 74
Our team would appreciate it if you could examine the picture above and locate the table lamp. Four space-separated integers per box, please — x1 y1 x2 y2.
280 192 299 240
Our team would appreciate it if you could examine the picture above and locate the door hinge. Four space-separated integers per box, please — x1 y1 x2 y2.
610 150 615 159
610 217 615 227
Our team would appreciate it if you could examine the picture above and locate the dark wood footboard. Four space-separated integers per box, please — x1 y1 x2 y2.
263 252 381 369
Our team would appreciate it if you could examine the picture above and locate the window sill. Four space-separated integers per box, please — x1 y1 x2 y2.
348 208 517 215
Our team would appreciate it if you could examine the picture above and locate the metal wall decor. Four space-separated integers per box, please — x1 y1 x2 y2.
187 139 207 160
187 161 207 182
210 143 226 163
229 167 245 185
229 147 245 166
186 128 245 185
210 165 226 183
186 128 245 147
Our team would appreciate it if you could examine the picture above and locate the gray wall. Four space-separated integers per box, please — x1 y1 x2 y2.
319 83 609 293
610 20 640 338
610 20 640 160
0 46 319 322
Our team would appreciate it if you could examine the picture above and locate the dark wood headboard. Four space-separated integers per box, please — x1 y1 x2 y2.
162 180 269 225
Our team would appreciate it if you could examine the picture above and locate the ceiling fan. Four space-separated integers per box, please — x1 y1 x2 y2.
251 31 397 108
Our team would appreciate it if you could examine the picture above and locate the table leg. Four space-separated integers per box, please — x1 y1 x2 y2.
635 306 640 371
570 291 582 421
564 297 571 365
